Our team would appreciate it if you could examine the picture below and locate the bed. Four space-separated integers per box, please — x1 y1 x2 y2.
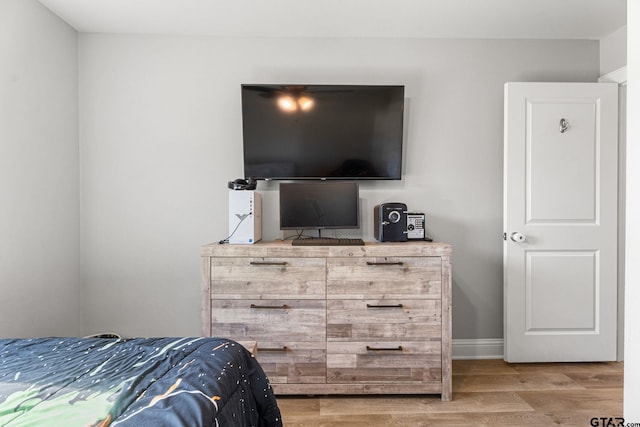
0 337 282 426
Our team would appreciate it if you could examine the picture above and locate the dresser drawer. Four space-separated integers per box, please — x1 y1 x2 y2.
327 257 442 299
327 341 442 383
327 299 441 341
211 257 326 299
256 341 326 384
211 299 326 341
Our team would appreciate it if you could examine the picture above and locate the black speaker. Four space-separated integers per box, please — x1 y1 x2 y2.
373 203 408 242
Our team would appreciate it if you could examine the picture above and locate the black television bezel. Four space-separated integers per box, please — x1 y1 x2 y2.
279 181 360 230
241 84 404 181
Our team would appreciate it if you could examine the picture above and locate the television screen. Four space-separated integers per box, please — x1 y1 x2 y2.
279 181 359 230
241 84 404 180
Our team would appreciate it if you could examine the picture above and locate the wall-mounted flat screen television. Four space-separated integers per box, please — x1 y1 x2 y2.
241 84 404 180
279 181 359 230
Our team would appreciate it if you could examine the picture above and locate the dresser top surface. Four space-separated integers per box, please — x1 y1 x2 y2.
201 240 452 257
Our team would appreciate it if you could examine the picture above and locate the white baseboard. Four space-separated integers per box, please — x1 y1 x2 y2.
452 338 504 360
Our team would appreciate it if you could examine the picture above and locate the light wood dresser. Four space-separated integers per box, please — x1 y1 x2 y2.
201 240 452 401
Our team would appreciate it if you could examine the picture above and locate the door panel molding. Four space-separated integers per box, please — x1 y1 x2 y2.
525 250 598 334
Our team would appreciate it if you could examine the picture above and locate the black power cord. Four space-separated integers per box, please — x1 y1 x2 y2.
219 213 250 244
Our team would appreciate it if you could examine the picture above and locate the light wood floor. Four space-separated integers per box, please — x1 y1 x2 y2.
276 359 623 426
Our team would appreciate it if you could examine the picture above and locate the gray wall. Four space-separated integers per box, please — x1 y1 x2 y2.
78 35 599 339
0 0 80 337
600 25 627 75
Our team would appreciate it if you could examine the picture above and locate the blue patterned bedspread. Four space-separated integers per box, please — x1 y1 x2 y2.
0 337 282 426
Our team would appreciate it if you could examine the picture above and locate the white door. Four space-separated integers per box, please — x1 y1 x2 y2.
504 82 618 362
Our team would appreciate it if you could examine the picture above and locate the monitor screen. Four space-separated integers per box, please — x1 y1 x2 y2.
279 181 359 230
242 84 404 180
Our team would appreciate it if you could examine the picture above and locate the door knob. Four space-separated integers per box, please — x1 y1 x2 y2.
510 232 526 243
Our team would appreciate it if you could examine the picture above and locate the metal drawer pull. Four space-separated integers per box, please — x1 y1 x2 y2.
366 345 403 351
366 261 404 266
250 261 288 266
258 346 288 352
366 304 404 309
250 304 289 309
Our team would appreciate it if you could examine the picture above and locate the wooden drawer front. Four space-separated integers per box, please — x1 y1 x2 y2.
327 257 441 299
257 341 326 384
212 299 326 341
327 299 441 341
211 257 326 299
327 341 442 383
